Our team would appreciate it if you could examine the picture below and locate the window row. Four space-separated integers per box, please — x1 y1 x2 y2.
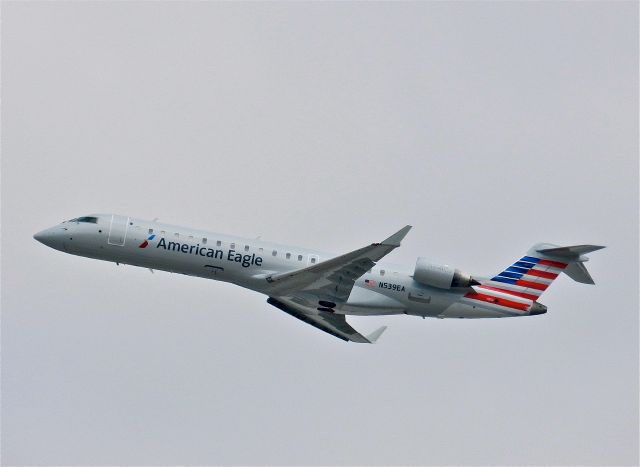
146 227 315 262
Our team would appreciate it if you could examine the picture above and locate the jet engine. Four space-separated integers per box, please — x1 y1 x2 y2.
413 257 478 289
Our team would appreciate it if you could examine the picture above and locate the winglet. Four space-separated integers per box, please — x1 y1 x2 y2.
381 225 412 247
366 325 388 343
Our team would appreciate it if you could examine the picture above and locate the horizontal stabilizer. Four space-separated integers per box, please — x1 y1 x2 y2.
535 244 604 285
537 244 605 258
563 262 595 284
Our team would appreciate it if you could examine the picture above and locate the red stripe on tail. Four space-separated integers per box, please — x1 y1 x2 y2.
526 269 558 280
515 280 548 291
538 259 567 269
464 292 530 311
478 285 539 301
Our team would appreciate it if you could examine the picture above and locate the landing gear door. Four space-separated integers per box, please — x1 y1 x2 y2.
108 214 129 246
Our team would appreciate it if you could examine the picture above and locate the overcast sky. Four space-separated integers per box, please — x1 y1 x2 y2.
2 2 638 465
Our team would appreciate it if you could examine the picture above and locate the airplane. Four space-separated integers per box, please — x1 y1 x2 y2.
34 214 604 344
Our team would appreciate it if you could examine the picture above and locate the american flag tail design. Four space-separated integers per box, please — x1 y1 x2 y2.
479 243 605 301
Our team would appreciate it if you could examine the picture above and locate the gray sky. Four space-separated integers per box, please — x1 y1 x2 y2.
2 2 638 465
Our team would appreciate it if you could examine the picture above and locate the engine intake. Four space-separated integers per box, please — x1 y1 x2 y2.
414 257 478 289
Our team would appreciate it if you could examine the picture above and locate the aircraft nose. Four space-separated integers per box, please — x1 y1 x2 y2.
33 227 65 250
33 230 46 243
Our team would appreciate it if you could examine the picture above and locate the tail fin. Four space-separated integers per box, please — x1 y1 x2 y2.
483 243 605 300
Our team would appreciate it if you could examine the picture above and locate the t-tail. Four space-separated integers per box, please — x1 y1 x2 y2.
481 243 605 302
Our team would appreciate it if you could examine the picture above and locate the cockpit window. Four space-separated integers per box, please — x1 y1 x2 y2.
67 216 98 224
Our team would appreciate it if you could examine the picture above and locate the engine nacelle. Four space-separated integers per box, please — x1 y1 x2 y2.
414 257 477 289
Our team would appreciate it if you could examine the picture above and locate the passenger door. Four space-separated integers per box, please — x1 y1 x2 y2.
107 214 129 246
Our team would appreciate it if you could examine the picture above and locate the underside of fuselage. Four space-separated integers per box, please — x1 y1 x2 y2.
338 285 521 318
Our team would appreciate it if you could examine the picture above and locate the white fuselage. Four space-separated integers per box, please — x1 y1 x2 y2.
34 214 533 319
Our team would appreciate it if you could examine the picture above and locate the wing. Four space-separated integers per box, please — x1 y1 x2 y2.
263 225 411 343
265 225 412 302
267 297 387 344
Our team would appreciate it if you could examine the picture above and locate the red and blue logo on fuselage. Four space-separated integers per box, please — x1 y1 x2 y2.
139 234 156 248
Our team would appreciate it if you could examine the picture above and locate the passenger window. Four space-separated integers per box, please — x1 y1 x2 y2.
216 240 221 247
286 253 291 260
188 235 193 240
174 232 179 238
272 250 277 256
259 247 264 252
230 243 235 249
202 238 207 244
160 230 166 236
298 255 303 261
310 257 316 264
148 228 154 234
380 269 385 276
244 245 250 252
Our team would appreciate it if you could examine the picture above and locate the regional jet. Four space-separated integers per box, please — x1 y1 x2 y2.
34 214 604 343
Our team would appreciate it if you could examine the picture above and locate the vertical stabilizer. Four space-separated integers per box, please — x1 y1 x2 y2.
481 243 604 300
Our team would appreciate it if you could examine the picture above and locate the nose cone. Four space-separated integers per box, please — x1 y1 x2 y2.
34 227 65 251
33 230 47 244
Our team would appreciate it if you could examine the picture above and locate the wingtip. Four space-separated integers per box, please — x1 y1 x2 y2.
381 225 412 247
366 325 388 343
